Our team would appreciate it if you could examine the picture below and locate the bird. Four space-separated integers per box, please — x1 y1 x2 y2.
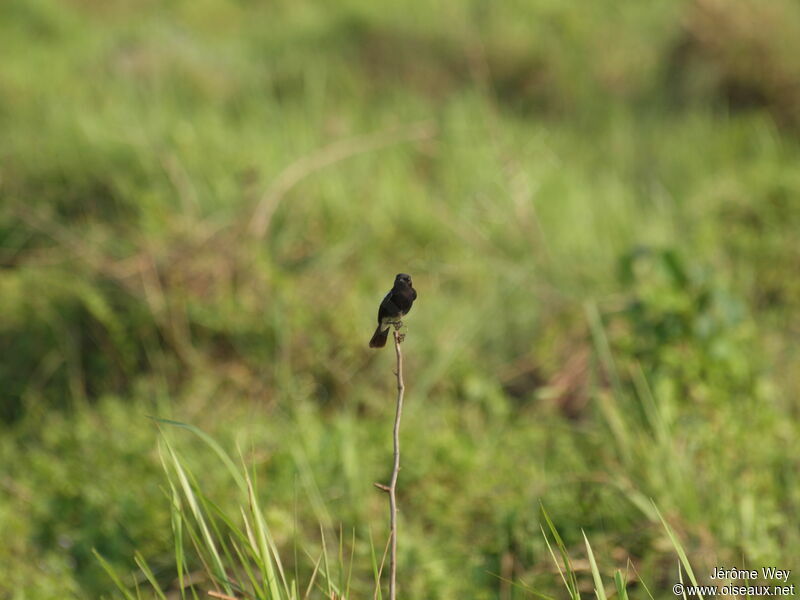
369 273 417 348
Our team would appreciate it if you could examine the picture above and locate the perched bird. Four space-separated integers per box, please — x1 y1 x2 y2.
369 273 417 348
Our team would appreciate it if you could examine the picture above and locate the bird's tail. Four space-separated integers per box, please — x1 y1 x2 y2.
369 324 389 348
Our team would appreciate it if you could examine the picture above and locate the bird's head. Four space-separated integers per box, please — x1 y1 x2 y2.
395 273 413 288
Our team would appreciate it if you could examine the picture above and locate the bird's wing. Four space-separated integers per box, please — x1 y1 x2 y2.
377 290 396 321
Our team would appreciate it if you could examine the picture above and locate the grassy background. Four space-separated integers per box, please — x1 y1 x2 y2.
2 0 800 597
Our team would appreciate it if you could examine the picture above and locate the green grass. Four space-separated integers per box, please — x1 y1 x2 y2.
2 0 800 598
95 424 714 600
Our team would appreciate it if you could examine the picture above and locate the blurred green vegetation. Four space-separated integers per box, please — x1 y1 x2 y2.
1 0 799 597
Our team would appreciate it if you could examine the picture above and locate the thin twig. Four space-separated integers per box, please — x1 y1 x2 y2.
389 329 405 600
374 330 405 600
373 526 393 600
207 591 239 600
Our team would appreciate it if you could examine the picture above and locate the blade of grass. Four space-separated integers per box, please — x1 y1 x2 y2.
303 552 324 600
133 551 168 600
168 482 188 600
245 475 284 599
541 526 573 598
368 528 384 600
230 537 262 598
627 559 655 600
654 503 703 599
541 505 580 599
582 531 607 600
613 571 629 600
152 418 247 492
93 549 138 600
678 564 688 600
346 528 356 600
321 525 333 598
162 439 233 595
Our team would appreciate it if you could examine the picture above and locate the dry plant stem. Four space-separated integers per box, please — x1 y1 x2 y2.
207 591 239 600
248 121 435 238
374 329 405 600
389 329 404 600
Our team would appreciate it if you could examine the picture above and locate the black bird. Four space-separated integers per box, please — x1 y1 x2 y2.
369 273 417 348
